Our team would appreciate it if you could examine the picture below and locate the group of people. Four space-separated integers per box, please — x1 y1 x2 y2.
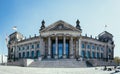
103 65 117 71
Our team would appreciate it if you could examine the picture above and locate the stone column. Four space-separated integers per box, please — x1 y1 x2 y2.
25 44 27 58
105 45 107 61
55 36 58 59
76 38 79 57
79 37 82 59
63 36 66 58
40 37 44 59
90 43 92 59
70 37 74 58
47 37 51 58
85 42 87 59
95 45 97 59
99 45 101 59
13 46 15 61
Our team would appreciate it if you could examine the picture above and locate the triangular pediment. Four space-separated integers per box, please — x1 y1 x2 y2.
40 20 81 32
98 31 113 38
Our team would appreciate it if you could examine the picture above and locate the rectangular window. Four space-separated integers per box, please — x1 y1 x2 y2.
27 46 29 49
97 52 99 58
92 52 95 58
92 45 95 49
22 47 24 50
97 47 99 50
31 45 34 49
82 44 85 48
37 44 40 48
101 53 103 59
19 47 21 51
19 53 21 58
87 45 90 49
109 49 111 53
101 47 104 51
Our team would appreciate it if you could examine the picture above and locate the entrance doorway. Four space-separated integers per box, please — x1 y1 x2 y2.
51 39 69 59
66 40 69 58
58 40 63 58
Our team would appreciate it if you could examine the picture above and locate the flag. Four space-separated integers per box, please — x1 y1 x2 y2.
12 26 17 31
105 25 107 28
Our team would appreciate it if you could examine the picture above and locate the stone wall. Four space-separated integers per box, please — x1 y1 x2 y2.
0 55 7 64
7 59 34 67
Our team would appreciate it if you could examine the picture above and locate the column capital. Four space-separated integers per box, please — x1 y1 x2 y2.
63 34 67 37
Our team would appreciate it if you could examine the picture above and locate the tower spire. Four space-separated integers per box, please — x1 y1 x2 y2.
40 20 45 31
76 19 82 31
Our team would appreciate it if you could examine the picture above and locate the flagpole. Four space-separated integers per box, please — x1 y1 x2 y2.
0 37 3 64
12 26 17 61
2 48 3 64
104 25 107 31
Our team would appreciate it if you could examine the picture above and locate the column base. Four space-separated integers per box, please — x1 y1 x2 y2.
38 57 42 61
63 54 67 59
54 55 58 59
70 54 74 59
47 55 51 59
77 57 83 61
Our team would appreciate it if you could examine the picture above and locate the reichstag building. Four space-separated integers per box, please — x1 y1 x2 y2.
7 20 115 66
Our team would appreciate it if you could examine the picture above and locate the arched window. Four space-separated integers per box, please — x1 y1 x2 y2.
87 51 90 58
97 52 99 58
31 51 34 58
92 52 95 58
36 50 40 58
19 53 21 58
22 52 25 58
81 50 85 58
27 52 29 58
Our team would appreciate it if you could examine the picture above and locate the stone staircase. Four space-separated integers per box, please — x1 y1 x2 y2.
86 59 117 67
28 59 87 68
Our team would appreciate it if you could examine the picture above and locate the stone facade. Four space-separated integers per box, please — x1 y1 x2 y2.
7 20 115 63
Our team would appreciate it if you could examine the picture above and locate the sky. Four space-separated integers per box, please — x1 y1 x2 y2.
0 0 120 57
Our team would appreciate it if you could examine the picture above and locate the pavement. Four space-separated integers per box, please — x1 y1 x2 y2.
0 66 119 74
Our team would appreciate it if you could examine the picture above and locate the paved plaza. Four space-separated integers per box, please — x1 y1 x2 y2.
0 66 119 74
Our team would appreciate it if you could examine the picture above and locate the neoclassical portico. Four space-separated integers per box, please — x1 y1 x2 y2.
46 35 75 59
40 20 82 59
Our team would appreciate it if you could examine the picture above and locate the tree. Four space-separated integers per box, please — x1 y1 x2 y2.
114 56 120 66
